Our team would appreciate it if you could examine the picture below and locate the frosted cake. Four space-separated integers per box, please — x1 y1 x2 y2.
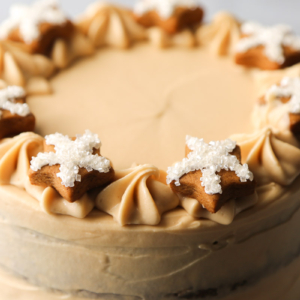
0 1 300 299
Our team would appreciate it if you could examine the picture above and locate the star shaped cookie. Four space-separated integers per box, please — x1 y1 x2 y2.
235 22 300 70
0 86 35 139
260 77 300 138
0 0 74 54
29 131 115 202
133 0 204 34
167 137 255 213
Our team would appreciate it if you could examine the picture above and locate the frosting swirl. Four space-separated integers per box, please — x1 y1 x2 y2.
77 2 147 49
147 27 195 48
0 133 95 218
231 127 300 186
179 193 257 225
96 164 179 225
196 12 241 56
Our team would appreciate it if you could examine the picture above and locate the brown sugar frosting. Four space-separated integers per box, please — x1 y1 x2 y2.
1 1 300 300
0 0 299 224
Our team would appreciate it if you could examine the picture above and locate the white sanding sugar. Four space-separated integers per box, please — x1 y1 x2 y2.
134 0 198 19
266 77 300 114
0 86 30 117
30 130 111 188
166 136 253 195
236 22 300 64
0 0 67 44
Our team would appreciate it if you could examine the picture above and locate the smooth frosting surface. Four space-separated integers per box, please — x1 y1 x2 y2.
28 44 255 170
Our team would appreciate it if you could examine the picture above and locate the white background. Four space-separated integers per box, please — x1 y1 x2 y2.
1 0 300 33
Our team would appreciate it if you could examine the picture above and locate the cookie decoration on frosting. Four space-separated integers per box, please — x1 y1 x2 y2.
0 0 74 54
235 22 300 70
0 85 35 139
28 130 114 202
255 77 300 137
167 136 255 213
133 0 204 34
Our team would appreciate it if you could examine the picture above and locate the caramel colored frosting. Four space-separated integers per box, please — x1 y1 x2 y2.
254 62 300 96
1 8 299 227
196 12 241 56
77 2 147 48
1 173 300 299
0 131 257 225
0 133 95 218
28 44 255 170
96 164 179 225
1 5 300 300
232 128 300 186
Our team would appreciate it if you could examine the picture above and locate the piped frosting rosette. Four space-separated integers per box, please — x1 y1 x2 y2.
96 164 179 225
0 32 94 95
147 27 195 48
77 2 147 49
196 12 241 56
0 0 95 95
231 127 300 186
0 133 95 218
179 194 257 225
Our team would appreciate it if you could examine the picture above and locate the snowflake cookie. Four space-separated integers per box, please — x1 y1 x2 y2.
0 0 74 54
259 76 300 137
133 0 204 34
167 136 255 213
235 22 300 70
28 130 115 202
0 86 35 139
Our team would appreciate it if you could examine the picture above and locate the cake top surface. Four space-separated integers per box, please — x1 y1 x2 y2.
0 0 299 228
28 45 255 170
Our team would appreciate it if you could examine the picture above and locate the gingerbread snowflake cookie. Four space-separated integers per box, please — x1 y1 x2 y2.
259 77 300 137
235 22 300 70
167 136 255 213
0 86 35 139
29 130 115 202
0 0 74 54
133 0 204 34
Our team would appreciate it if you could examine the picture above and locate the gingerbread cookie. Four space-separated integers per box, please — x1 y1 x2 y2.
167 136 255 213
260 77 300 137
29 130 114 202
0 0 74 54
235 22 300 70
133 0 203 34
0 86 35 139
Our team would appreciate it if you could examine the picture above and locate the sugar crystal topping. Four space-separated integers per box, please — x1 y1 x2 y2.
236 22 300 64
30 130 111 188
166 136 253 195
0 86 30 118
0 0 67 44
134 0 198 19
265 77 300 114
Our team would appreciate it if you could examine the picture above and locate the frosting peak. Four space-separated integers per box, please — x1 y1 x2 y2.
96 164 179 225
78 2 146 49
231 127 300 186
196 12 241 56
